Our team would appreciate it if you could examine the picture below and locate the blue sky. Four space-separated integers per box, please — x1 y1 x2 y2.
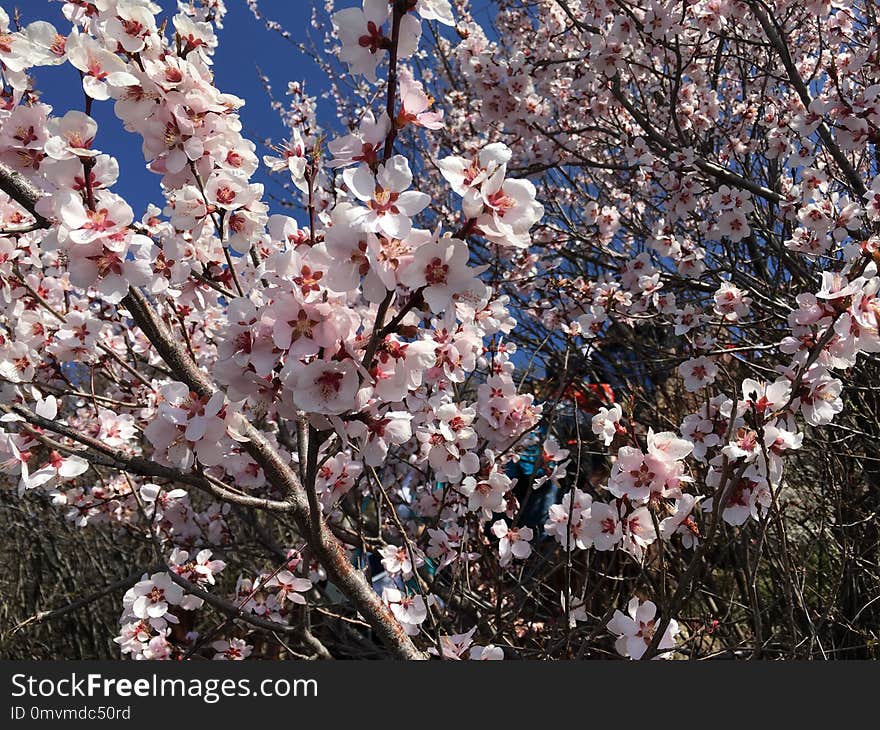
27 1 346 217
25 0 498 219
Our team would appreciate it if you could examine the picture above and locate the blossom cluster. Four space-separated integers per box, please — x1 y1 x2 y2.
0 0 549 659
3 0 879 661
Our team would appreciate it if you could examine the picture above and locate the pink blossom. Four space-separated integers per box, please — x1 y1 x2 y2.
591 403 623 446
490 519 533 566
343 155 430 238
212 638 253 660
679 356 718 392
289 359 359 415
607 598 679 660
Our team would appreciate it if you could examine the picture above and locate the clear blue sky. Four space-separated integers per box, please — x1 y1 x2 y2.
25 0 498 219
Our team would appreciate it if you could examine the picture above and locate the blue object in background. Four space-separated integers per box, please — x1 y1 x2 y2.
510 420 547 478
506 420 562 532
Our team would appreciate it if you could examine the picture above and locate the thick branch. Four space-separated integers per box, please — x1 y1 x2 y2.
0 74 424 662
0 161 49 228
4 402 297 513
120 288 424 659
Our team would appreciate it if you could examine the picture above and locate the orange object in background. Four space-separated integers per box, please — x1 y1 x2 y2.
563 382 614 414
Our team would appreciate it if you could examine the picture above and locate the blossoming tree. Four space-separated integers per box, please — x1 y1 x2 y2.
1 0 879 660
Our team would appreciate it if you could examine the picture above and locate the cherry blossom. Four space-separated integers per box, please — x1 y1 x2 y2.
379 544 424 580
591 403 623 446
469 644 504 660
398 234 477 313
607 598 680 660
459 468 512 518
678 356 718 392
289 360 359 415
332 0 420 83
491 519 533 567
383 587 428 636
66 30 138 100
212 638 253 660
343 155 430 238
2 0 879 664
126 573 185 623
